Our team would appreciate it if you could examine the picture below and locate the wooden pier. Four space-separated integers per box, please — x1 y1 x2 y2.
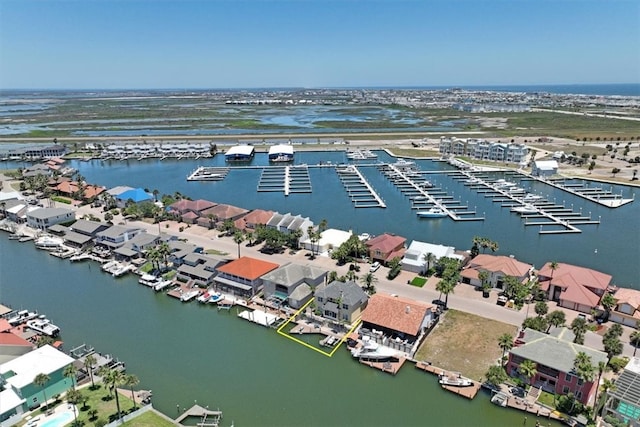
359 356 407 375
414 361 481 400
175 404 223 426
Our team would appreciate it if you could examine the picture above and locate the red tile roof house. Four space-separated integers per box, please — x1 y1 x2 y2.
507 328 608 406
360 293 436 356
0 319 35 363
214 256 279 298
460 254 534 290
538 262 612 314
234 209 274 231
609 288 640 327
167 199 217 224
197 204 249 229
365 233 406 264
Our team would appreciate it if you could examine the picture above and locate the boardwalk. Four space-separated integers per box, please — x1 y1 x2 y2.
414 361 481 400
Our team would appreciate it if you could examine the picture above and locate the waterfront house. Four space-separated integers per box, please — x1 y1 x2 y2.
26 207 75 230
0 319 35 364
21 164 53 178
53 181 105 202
365 233 406 264
106 186 134 198
299 228 352 255
460 254 534 290
359 293 435 355
21 144 66 160
214 256 279 298
267 212 313 238
532 160 559 177
507 328 607 405
4 202 29 224
234 209 274 231
261 263 328 308
61 220 110 249
176 253 228 287
167 240 203 266
115 188 154 208
314 280 368 324
602 357 640 427
608 288 640 327
167 199 216 222
197 204 249 229
95 225 143 249
113 232 161 260
538 262 611 313
401 240 463 274
0 345 75 412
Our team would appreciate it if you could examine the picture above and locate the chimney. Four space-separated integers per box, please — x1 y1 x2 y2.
405 306 410 314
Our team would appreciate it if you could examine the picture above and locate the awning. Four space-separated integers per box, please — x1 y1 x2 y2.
215 276 253 291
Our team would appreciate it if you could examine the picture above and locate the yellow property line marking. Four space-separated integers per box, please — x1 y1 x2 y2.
277 298 361 357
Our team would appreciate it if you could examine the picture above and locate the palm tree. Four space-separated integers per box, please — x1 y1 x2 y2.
157 241 171 269
497 333 513 367
519 359 537 386
124 374 140 409
630 330 640 357
573 352 595 410
422 252 435 275
360 272 378 295
571 316 588 344
84 354 97 388
34 373 51 409
545 310 566 333
436 277 456 309
549 261 559 278
534 301 549 317
599 293 617 320
66 389 82 425
63 364 78 390
233 231 244 259
101 368 125 420
592 361 608 415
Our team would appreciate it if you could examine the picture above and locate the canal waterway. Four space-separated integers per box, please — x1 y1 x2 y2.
5 149 635 285
0 238 564 427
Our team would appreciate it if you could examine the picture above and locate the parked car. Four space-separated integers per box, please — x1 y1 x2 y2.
369 261 381 272
497 295 508 306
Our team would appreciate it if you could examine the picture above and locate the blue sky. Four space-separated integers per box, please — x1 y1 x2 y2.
0 0 638 89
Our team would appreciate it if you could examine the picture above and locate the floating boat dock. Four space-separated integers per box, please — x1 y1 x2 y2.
544 177 635 208
379 163 484 221
336 165 386 208
187 167 230 181
175 404 223 427
257 165 312 195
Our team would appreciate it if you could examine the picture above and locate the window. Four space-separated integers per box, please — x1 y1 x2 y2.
342 303 348 310
565 373 572 382
562 386 570 394
577 378 583 386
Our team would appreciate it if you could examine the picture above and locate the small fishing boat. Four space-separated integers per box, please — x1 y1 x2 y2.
417 206 448 218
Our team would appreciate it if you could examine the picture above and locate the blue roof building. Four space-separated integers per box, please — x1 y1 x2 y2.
116 188 153 207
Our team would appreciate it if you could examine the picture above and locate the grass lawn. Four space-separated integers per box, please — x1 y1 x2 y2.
409 277 427 287
204 248 228 256
75 385 135 426
121 410 176 427
414 309 518 381
537 390 557 409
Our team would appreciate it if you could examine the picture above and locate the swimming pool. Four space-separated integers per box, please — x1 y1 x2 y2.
38 411 73 427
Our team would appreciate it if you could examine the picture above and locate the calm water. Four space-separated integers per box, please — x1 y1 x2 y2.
0 239 563 427
38 150 640 286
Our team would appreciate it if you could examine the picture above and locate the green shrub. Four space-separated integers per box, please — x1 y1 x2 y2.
51 196 72 204
410 277 427 287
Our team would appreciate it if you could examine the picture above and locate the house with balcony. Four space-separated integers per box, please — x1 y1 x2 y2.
314 280 368 325
167 199 217 223
460 254 534 289
538 262 612 313
261 263 328 309
26 207 75 230
62 219 110 249
234 209 274 231
197 204 249 229
167 240 203 266
176 253 228 287
507 328 607 405
365 233 406 264
360 293 436 355
94 225 143 250
214 256 279 298
113 232 161 260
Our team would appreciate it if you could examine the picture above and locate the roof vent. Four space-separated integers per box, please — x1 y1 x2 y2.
405 305 410 314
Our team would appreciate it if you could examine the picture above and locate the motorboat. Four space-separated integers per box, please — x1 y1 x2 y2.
180 289 201 302
208 293 224 304
438 371 474 387
511 204 538 214
523 193 543 201
112 264 135 277
8 310 39 326
417 206 448 218
26 318 60 337
139 274 160 287
34 235 64 250
101 260 119 272
350 337 399 360
153 279 173 292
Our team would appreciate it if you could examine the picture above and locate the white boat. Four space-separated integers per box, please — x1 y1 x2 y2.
511 204 538 214
101 260 119 272
494 179 516 188
8 310 39 326
197 290 214 303
153 279 173 292
417 206 448 218
523 193 543 201
438 371 474 387
26 318 60 337
180 289 201 302
112 264 135 277
34 235 64 250
350 337 399 360
139 274 160 287
268 144 294 162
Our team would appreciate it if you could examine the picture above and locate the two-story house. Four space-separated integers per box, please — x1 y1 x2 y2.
176 253 228 287
94 225 143 250
538 262 612 313
609 288 640 327
314 280 368 325
460 254 534 289
365 233 406 264
26 208 75 230
261 263 328 309
214 256 279 298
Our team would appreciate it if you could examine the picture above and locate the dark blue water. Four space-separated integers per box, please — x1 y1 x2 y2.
30 150 638 286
